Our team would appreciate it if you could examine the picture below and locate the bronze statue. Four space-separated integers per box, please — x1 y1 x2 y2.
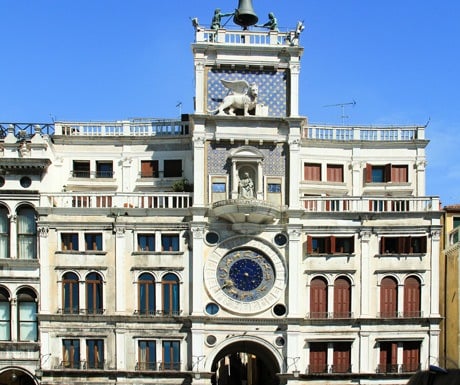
211 8 234 30
257 12 278 31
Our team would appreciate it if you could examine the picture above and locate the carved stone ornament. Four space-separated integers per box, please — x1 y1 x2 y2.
431 230 440 241
38 226 49 238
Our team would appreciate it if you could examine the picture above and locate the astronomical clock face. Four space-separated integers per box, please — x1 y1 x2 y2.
216 249 275 302
204 237 286 315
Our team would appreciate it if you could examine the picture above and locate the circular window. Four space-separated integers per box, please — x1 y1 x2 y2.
0 176 4 188
20 176 32 188
273 303 287 317
205 231 219 245
274 233 288 247
275 336 285 347
205 302 220 315
206 335 217 346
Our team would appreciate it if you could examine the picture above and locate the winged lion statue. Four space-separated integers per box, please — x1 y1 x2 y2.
209 79 258 116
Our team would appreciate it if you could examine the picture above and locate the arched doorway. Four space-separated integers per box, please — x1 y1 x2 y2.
211 340 281 385
0 368 37 385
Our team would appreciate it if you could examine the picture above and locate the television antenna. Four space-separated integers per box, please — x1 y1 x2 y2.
323 100 356 124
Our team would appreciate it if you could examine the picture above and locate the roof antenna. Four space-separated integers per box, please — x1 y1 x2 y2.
323 100 356 125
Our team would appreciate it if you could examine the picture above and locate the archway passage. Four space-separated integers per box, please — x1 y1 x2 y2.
211 340 280 385
0 369 36 385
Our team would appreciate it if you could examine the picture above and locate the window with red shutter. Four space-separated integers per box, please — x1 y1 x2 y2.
403 276 421 317
304 163 321 181
310 277 328 318
380 276 398 318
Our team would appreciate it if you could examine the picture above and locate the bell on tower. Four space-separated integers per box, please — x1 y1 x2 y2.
233 0 258 29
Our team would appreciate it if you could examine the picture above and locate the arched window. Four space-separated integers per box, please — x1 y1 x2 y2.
380 276 398 318
404 276 421 317
0 287 11 340
162 273 179 316
0 206 10 259
17 288 37 341
63 272 79 314
138 273 155 315
86 273 103 314
310 277 328 318
17 206 37 259
334 276 351 318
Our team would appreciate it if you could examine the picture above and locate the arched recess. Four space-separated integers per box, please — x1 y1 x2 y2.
0 367 38 385
208 338 282 385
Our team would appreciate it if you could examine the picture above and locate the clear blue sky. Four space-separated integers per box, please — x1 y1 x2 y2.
1 1 459 205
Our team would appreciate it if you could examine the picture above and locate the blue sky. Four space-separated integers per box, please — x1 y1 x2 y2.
1 1 459 205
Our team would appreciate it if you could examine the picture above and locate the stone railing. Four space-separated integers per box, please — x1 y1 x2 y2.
195 28 296 46
53 119 189 137
303 124 426 141
41 192 193 209
300 196 440 213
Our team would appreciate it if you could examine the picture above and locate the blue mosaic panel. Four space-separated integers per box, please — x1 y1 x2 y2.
207 143 286 176
207 69 287 117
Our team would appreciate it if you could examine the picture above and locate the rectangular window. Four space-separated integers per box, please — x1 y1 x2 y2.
304 163 321 181
164 160 182 178
86 339 104 369
391 165 408 183
333 343 351 373
95 161 113 178
380 236 427 254
379 342 398 373
73 160 90 178
326 164 344 182
307 236 354 254
309 342 327 373
63 339 81 368
454 217 460 229
138 340 157 370
268 183 281 193
212 183 226 193
162 234 179 251
85 233 103 251
162 340 180 370
366 164 408 183
402 342 420 372
141 160 159 178
138 234 155 252
61 233 79 251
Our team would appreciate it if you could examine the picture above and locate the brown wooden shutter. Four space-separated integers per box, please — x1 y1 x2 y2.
310 343 327 373
380 277 397 317
334 277 351 318
404 276 420 317
330 236 336 253
310 277 327 318
403 342 420 372
307 237 313 254
384 163 392 182
380 237 386 254
333 343 350 373
365 163 372 183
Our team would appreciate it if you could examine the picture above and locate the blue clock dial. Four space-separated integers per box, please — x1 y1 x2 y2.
229 259 263 291
216 249 275 302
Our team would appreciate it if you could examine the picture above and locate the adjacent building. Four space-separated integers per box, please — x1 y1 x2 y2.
0 4 443 385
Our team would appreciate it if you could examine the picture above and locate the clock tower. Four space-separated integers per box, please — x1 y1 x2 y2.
188 5 306 384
